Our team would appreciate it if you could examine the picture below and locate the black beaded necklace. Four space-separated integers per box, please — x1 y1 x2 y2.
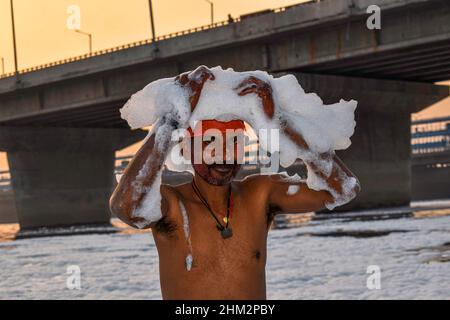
191 180 233 239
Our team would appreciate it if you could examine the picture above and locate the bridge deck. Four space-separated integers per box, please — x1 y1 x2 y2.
1 0 449 128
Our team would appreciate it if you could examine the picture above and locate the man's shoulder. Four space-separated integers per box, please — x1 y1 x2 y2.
161 183 181 197
160 182 193 204
158 183 192 222
236 173 274 192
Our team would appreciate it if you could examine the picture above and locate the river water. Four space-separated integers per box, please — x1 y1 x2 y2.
0 207 449 299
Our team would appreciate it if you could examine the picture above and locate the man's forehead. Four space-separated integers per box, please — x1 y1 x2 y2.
195 129 246 139
188 119 246 137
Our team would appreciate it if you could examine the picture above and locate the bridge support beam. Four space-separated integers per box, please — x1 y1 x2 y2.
0 127 146 229
291 73 449 211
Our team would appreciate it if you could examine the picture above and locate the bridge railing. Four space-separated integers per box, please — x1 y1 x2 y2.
1 21 238 79
412 116 450 154
0 1 320 80
0 170 11 191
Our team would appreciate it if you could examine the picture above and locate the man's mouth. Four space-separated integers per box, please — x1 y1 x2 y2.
209 164 235 175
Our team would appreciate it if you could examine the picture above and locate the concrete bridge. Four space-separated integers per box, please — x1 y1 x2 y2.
0 0 449 229
412 150 450 200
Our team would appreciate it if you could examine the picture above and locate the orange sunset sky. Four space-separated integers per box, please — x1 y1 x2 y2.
0 0 449 170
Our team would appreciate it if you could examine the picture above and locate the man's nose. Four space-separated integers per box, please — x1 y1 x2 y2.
209 142 228 158
226 141 241 163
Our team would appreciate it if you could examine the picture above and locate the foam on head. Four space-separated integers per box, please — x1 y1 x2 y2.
121 66 356 158
121 66 358 212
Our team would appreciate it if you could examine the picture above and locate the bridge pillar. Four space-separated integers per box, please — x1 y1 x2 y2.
411 150 450 201
291 73 449 211
0 127 146 229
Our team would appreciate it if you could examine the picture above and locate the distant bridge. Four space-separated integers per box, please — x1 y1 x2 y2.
0 170 10 191
412 116 450 153
411 116 450 200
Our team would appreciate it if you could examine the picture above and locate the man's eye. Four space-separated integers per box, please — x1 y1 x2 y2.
203 136 215 146
204 136 215 143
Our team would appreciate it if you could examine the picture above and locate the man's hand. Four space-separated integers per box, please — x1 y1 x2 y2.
235 76 275 119
175 65 215 111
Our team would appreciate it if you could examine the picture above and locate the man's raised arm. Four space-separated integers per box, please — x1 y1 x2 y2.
270 121 361 213
110 65 215 229
235 75 360 214
109 114 178 229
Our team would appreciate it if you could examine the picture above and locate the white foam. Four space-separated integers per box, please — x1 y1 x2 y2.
120 78 190 130
121 66 359 211
185 254 193 272
121 66 356 156
132 170 163 228
179 200 193 271
130 118 183 227
277 172 305 184
287 185 300 196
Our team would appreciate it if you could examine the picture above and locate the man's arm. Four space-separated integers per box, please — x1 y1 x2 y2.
109 115 177 229
280 120 361 209
236 76 361 214
266 153 360 214
110 66 215 229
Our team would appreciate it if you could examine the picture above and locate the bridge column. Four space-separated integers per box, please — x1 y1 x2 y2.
0 127 146 229
292 73 449 211
412 150 450 201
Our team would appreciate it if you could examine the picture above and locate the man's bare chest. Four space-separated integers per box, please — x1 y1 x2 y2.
153 199 270 270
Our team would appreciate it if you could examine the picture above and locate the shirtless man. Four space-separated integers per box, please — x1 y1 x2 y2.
110 67 360 300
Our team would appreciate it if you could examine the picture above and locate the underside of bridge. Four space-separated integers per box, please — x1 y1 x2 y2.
299 39 450 83
0 127 146 229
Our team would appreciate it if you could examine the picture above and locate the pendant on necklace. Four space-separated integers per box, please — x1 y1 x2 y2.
221 227 233 239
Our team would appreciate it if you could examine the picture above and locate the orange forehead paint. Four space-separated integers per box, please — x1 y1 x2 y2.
187 119 246 137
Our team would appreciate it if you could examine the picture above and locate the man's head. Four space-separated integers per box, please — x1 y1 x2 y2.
188 119 246 186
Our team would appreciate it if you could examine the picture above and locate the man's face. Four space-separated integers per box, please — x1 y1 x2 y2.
190 131 244 186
